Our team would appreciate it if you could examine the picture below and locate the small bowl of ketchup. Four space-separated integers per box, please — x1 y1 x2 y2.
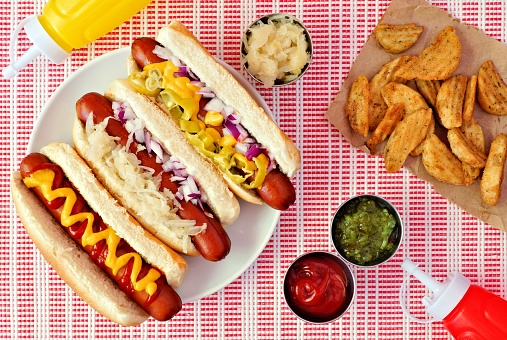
283 251 356 324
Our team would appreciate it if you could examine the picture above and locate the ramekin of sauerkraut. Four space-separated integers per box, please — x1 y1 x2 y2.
241 13 313 87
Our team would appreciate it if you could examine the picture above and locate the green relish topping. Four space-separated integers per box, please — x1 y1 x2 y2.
333 198 397 265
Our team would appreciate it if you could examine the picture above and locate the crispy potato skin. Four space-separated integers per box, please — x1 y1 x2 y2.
374 23 423 54
481 134 507 206
366 103 404 154
346 74 370 137
477 60 507 115
422 134 466 185
447 128 487 169
395 26 461 81
383 107 432 172
436 74 467 129
368 56 413 130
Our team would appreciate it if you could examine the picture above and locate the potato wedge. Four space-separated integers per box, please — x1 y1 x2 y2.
481 134 507 206
366 103 404 154
435 74 467 129
460 117 485 153
346 74 370 137
459 117 486 185
462 163 480 186
422 134 466 185
410 113 435 157
368 56 413 129
447 128 487 168
383 107 432 172
381 82 429 115
477 60 507 115
415 79 440 108
395 26 461 80
374 23 424 54
463 75 477 121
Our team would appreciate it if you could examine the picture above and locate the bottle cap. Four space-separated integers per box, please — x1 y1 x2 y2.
401 258 470 321
3 15 71 79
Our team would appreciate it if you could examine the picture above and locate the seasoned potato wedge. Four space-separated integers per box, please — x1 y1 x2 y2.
435 74 467 129
422 134 466 185
346 74 370 137
381 82 429 115
460 117 485 153
410 114 435 157
374 23 424 54
459 118 486 185
463 75 477 121
368 56 413 129
383 107 432 172
477 60 507 115
447 128 487 168
366 102 404 154
481 134 507 206
415 79 440 108
395 26 461 80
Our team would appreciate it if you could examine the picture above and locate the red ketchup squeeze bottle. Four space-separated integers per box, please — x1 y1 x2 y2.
400 258 507 339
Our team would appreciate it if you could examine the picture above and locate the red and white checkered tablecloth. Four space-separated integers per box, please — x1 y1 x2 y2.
1 0 507 339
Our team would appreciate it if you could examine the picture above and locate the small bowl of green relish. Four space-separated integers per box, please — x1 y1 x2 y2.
331 195 403 267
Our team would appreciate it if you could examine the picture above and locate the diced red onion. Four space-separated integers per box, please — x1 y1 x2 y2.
222 106 234 118
245 144 265 160
191 80 206 87
150 140 164 161
224 119 240 139
153 45 175 61
187 68 198 80
243 137 257 144
145 131 152 153
134 129 144 143
204 97 225 112
236 124 249 141
235 142 249 155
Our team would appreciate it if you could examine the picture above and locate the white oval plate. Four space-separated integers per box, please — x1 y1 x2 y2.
28 47 280 303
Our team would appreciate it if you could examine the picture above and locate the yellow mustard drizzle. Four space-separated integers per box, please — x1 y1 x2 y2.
23 169 161 296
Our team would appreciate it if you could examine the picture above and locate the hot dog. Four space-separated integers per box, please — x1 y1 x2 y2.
11 142 187 325
72 82 239 261
126 21 300 210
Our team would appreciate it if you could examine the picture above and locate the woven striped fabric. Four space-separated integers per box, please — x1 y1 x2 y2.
1 0 506 339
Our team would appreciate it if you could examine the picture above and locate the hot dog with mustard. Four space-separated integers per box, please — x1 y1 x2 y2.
11 143 186 325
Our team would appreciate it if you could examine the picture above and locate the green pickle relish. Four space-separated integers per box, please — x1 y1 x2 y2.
333 198 397 265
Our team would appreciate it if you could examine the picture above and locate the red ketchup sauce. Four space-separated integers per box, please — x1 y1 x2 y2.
285 253 349 320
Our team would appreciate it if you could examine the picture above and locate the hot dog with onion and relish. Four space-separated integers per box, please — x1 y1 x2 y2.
126 21 301 210
72 81 240 261
11 143 187 325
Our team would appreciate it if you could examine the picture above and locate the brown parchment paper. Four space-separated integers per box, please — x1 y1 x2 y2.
325 0 507 232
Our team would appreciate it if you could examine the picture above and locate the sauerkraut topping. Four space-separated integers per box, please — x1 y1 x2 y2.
241 14 311 87
84 108 206 252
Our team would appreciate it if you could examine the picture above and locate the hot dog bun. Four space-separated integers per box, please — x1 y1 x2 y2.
11 172 149 326
40 143 187 288
72 79 240 256
129 21 301 206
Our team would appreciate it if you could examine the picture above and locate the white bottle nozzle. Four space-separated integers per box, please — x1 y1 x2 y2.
3 45 41 79
400 258 470 322
3 15 70 79
402 259 446 295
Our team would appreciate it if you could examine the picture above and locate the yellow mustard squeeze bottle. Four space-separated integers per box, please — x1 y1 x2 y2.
3 0 153 78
